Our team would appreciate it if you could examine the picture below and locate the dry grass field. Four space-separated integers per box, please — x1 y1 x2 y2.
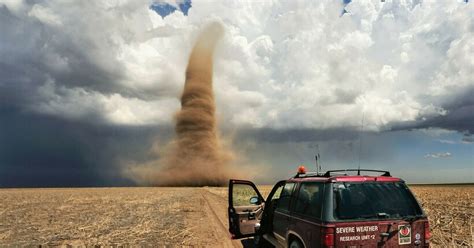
0 185 472 247
0 187 235 247
410 185 473 247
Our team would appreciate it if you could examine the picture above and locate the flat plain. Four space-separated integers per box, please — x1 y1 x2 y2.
0 187 237 247
410 185 473 247
0 185 472 247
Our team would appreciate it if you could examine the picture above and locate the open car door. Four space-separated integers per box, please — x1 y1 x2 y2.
228 179 265 239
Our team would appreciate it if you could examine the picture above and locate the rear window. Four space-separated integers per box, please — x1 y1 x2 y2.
333 182 422 220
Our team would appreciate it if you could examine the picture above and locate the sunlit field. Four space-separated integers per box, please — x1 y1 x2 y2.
0 188 231 247
410 185 473 247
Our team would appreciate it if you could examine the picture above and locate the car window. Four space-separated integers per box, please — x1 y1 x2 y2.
269 185 283 201
333 182 423 220
275 182 295 212
294 182 324 219
232 183 260 206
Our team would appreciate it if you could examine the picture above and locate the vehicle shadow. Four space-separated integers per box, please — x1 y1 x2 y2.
240 238 255 248
240 238 274 248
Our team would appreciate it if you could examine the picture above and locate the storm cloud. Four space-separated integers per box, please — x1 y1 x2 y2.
0 105 174 187
0 0 472 186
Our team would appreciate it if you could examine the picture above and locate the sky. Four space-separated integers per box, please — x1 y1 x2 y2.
0 0 472 187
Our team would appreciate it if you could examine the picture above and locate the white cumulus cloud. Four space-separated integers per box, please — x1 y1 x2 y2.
0 0 472 133
424 152 452 159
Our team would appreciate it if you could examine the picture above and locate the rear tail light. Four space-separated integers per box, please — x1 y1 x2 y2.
321 227 335 248
424 221 432 244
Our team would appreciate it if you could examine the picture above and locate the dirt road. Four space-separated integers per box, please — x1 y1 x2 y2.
200 188 252 248
0 187 248 247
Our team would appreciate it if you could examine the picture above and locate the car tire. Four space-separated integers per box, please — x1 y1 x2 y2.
289 239 303 248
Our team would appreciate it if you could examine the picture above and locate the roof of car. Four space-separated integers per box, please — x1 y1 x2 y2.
288 175 402 183
287 169 403 183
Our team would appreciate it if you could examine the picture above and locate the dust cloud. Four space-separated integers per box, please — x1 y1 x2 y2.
126 22 239 186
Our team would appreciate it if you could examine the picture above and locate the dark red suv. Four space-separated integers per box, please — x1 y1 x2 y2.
228 168 431 248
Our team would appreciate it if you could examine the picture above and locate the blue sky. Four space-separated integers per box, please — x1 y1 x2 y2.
238 129 473 184
150 0 191 18
0 0 472 186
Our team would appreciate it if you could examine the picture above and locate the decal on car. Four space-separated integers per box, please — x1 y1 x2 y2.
398 225 411 245
337 226 379 242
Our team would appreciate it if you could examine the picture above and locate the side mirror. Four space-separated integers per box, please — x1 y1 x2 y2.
249 196 260 205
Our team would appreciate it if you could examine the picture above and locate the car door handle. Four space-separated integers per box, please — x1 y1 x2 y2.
248 212 256 220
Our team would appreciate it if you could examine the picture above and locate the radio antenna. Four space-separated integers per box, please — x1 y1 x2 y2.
314 144 322 175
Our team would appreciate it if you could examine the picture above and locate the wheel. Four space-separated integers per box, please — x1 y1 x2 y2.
289 239 303 248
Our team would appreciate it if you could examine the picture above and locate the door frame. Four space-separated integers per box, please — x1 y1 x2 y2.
228 179 265 239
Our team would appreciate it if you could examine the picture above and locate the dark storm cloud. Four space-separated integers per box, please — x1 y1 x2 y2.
0 3 177 187
0 5 123 94
391 87 474 135
0 4 168 103
0 105 174 187
462 136 474 144
236 127 360 143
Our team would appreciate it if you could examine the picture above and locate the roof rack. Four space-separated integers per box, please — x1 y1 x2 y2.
323 169 391 177
294 172 319 178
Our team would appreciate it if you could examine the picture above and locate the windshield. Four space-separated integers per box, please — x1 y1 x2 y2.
333 182 423 220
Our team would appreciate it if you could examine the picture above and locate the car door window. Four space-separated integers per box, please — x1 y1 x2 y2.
270 186 283 200
294 182 324 219
275 182 295 212
232 183 261 206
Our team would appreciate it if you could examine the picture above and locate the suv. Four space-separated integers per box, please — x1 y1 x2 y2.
228 168 431 248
